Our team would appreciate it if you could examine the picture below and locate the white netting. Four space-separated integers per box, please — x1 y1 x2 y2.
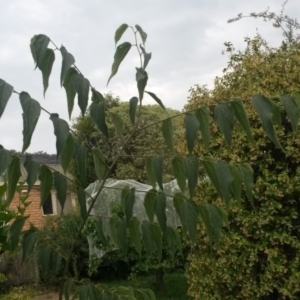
85 179 181 259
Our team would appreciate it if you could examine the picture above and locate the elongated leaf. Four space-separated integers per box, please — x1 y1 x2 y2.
172 157 186 193
184 155 199 198
146 157 156 188
154 191 167 233
153 155 163 191
229 164 242 205
129 97 138 126
90 95 108 138
238 163 254 205
22 228 37 261
145 91 165 110
279 94 299 131
73 74 90 116
214 102 234 146
140 45 151 70
38 244 50 274
53 171 67 210
173 193 186 225
162 119 174 153
30 34 50 67
144 189 157 222
50 114 70 157
195 107 210 149
39 165 53 206
202 158 221 196
166 226 181 263
74 142 87 186
251 95 283 150
136 68 148 101
95 218 107 246
182 199 198 241
111 113 123 136
152 223 162 262
10 217 26 250
19 92 41 152
128 217 142 255
215 160 233 207
0 79 13 118
64 279 73 300
231 100 253 141
7 156 21 204
93 149 106 181
77 187 87 220
184 113 199 154
0 147 11 177
207 204 224 245
24 156 40 192
114 24 128 45
135 25 147 45
107 42 131 85
116 218 127 254
124 188 135 224
38 48 55 96
63 67 78 119
141 220 154 257
60 46 75 86
60 134 74 173
109 215 119 247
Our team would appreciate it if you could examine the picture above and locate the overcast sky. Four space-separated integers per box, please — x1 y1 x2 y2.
0 0 298 154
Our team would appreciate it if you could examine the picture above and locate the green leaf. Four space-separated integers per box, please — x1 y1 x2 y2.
229 164 242 205
231 100 253 141
182 199 198 241
53 171 67 210
24 155 40 192
39 165 53 206
74 142 87 186
279 94 299 131
50 114 70 158
144 189 157 222
77 187 87 220
140 45 152 70
95 218 107 246
60 134 74 173
215 160 233 207
92 149 106 181
202 158 221 196
7 156 21 204
173 193 186 225
0 79 13 118
184 113 199 154
114 24 129 45
152 223 162 262
172 157 186 193
251 94 283 150
128 217 142 255
115 218 127 254
166 226 181 263
184 154 199 198
214 102 234 147
60 46 75 86
109 215 119 247
107 42 131 85
129 97 138 126
141 220 155 257
195 107 210 149
30 34 50 68
38 48 55 96
154 191 167 233
145 91 165 110
22 228 37 261
38 244 50 274
64 279 73 300
10 217 26 250
19 92 41 153
63 67 78 119
73 74 90 116
136 68 148 101
146 157 156 188
238 163 254 205
90 93 108 138
153 155 163 191
162 119 174 153
111 112 123 136
135 25 147 45
124 188 135 224
0 148 11 177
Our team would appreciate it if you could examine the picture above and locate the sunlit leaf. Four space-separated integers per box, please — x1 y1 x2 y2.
184 113 199 154
0 79 13 118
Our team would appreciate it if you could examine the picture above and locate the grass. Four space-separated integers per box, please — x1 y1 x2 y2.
0 272 189 300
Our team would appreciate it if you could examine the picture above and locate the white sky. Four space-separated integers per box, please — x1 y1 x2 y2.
0 0 298 153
